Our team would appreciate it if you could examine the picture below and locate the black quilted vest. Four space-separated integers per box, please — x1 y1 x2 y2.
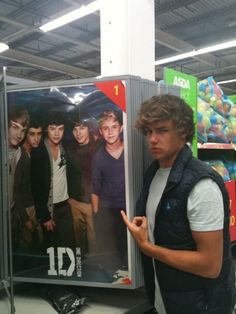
137 145 233 305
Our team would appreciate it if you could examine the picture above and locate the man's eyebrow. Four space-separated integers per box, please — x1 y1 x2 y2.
11 120 27 130
10 120 18 125
155 126 169 130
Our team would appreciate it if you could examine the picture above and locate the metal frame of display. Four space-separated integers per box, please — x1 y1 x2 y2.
2 73 179 292
0 67 15 313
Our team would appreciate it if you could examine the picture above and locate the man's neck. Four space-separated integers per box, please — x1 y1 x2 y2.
47 139 60 160
106 140 123 151
105 140 124 159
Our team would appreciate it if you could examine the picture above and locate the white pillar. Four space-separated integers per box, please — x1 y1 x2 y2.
100 0 155 81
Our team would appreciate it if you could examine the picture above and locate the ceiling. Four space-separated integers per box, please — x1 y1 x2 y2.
0 0 236 95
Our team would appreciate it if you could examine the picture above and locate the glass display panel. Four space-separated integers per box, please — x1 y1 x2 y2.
7 81 132 287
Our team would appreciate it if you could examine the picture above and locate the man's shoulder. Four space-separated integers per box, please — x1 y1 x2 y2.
92 138 103 151
187 157 219 177
15 147 29 173
93 144 105 157
184 157 226 195
92 145 108 169
19 146 28 158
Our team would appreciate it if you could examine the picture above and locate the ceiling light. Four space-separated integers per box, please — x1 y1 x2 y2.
0 43 9 53
155 51 197 65
155 39 236 65
218 78 236 84
39 0 100 32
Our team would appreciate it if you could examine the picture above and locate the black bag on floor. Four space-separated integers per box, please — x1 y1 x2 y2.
43 285 88 314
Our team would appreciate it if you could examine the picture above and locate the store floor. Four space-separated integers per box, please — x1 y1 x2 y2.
0 283 151 314
2 246 236 314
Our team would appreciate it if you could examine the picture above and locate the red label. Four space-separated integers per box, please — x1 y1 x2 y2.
225 180 236 242
95 80 126 112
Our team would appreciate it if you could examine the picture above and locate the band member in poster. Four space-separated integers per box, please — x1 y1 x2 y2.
31 111 75 250
67 115 100 253
16 118 44 251
8 105 30 250
14 117 42 252
91 110 127 270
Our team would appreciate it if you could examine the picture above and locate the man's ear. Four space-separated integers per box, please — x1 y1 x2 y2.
99 128 102 136
120 125 123 133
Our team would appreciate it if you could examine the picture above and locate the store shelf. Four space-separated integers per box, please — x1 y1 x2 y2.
198 143 236 150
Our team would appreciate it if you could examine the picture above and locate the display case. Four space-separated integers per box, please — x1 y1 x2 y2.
198 143 236 243
0 69 14 314
0 74 6 284
2 75 162 289
0 72 11 286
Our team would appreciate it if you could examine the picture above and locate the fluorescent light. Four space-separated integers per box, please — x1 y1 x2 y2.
218 78 236 84
39 0 100 32
155 39 236 65
0 43 9 53
155 51 198 65
196 39 236 54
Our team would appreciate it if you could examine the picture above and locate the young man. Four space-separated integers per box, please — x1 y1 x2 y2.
23 121 43 154
31 111 75 249
8 106 30 249
67 115 99 253
91 110 127 270
14 119 43 251
121 94 235 314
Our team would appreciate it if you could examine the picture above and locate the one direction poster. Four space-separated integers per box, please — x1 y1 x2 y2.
7 81 131 286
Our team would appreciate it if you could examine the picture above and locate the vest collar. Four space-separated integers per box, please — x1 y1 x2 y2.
153 144 193 192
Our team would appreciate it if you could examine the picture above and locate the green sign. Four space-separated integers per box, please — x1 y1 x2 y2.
229 95 236 104
164 67 198 157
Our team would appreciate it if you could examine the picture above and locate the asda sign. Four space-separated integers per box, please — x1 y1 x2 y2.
164 67 197 156
164 67 197 110
173 76 191 89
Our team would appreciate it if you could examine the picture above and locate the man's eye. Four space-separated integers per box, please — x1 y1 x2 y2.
145 128 151 134
159 128 169 133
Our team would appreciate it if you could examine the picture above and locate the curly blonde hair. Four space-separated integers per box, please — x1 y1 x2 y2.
135 94 195 143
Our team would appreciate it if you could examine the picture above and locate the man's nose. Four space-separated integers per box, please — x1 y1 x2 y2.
17 130 23 138
149 132 158 142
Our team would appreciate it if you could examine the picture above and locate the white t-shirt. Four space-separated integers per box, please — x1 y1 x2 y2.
146 168 224 314
187 179 224 231
146 168 170 314
52 150 68 204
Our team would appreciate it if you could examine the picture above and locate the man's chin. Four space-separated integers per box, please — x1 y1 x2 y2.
9 142 20 148
150 149 161 156
51 140 61 144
